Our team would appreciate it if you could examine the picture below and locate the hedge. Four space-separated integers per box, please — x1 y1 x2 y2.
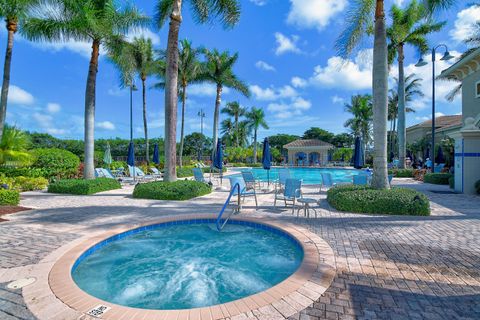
31 148 80 180
133 180 211 201
0 190 20 205
0 176 49 191
327 185 430 216
177 167 194 178
424 173 452 185
388 169 414 178
229 163 262 168
48 178 121 195
0 167 47 178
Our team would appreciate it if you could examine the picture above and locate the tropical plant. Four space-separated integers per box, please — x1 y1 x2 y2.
23 0 149 179
220 118 234 144
154 0 241 182
0 0 39 143
344 95 373 153
0 125 32 166
201 49 250 161
246 107 269 163
387 0 445 168
110 37 157 165
221 101 246 147
335 0 453 189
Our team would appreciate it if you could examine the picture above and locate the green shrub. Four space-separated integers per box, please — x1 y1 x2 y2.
0 167 47 178
229 163 262 168
327 185 430 216
475 180 480 194
0 189 20 205
201 167 227 173
177 166 194 178
133 180 211 201
388 169 414 178
109 161 127 170
424 173 452 185
0 176 49 191
449 176 455 189
48 178 121 195
31 148 80 180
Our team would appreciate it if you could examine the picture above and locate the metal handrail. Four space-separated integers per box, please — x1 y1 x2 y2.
216 183 242 231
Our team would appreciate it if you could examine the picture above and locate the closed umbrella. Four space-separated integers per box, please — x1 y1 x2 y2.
262 137 272 185
353 137 364 169
103 143 112 166
127 141 136 181
213 139 223 184
389 151 395 162
152 143 160 165
436 146 445 164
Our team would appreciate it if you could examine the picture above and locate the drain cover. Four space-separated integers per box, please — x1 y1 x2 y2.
7 277 36 289
87 305 111 318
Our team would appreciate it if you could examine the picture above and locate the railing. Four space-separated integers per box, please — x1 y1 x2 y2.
216 183 242 231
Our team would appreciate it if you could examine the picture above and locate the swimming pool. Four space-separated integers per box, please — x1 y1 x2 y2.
231 167 364 184
71 220 303 310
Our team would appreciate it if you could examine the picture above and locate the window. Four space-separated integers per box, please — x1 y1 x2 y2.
477 81 480 98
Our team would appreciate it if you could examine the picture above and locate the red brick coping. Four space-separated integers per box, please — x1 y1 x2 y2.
49 214 336 319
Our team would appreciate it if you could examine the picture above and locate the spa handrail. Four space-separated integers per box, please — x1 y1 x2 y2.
216 183 242 231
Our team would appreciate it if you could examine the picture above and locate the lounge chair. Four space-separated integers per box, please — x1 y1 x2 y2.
274 178 302 214
101 168 133 183
353 175 369 185
95 168 105 178
228 176 258 208
150 167 163 179
128 166 156 181
434 163 445 173
193 168 207 183
320 173 336 191
241 171 261 190
275 168 290 190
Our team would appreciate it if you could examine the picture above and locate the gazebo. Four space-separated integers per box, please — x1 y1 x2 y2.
284 139 334 166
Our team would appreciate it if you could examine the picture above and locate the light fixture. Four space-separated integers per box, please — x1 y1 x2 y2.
440 51 455 61
415 57 428 67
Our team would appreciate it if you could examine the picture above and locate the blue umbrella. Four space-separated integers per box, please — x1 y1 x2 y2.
262 138 272 185
353 137 364 169
127 141 136 180
213 139 223 184
153 143 160 165
436 146 445 164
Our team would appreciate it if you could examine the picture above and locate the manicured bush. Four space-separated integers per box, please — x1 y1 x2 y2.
177 166 194 178
388 169 414 178
201 167 227 173
0 175 48 191
0 189 20 205
133 180 211 201
327 185 430 216
475 180 480 194
110 161 128 170
31 148 80 180
229 163 262 168
0 167 47 178
424 173 452 185
48 178 121 195
449 176 455 189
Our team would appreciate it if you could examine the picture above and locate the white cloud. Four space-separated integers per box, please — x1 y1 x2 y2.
415 112 446 122
450 5 480 43
287 0 347 31
96 121 116 130
46 128 67 135
250 84 298 101
332 95 345 104
309 49 373 90
46 103 61 113
9 85 34 105
394 0 405 6
267 97 312 119
255 60 276 72
291 76 307 88
31 112 67 135
126 28 160 45
31 39 104 59
32 112 52 124
250 0 267 5
188 83 230 97
274 33 301 55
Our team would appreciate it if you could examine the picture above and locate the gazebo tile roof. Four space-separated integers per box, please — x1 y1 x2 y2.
284 139 333 148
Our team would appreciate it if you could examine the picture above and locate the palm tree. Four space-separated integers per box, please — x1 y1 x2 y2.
387 0 445 168
344 95 373 154
0 124 32 166
237 120 251 148
336 0 453 188
0 0 39 143
220 118 234 144
246 107 269 163
201 49 250 161
110 37 157 164
23 0 148 179
155 0 241 182
221 101 245 147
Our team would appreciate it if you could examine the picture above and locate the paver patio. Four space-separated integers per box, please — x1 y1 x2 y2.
0 178 479 319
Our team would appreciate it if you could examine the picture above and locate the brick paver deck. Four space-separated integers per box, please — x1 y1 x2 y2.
0 178 479 319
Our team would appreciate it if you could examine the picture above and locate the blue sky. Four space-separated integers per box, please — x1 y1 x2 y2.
3 0 477 141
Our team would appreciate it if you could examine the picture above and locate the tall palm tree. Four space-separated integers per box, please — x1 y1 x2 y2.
110 37 157 164
246 107 269 163
220 118 234 144
336 0 453 189
155 0 241 182
344 95 373 153
201 49 250 161
23 0 148 179
387 0 445 168
237 120 251 148
0 0 39 143
221 101 245 147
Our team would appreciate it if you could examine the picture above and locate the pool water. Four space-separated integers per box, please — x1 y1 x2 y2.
72 222 303 310
232 167 363 185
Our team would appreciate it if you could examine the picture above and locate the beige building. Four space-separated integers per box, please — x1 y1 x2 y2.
406 115 462 146
439 48 480 194
284 139 334 166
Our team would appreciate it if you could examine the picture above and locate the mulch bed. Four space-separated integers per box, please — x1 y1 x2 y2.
0 206 31 222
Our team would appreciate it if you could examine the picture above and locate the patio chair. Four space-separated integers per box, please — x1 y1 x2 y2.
95 168 105 178
274 178 302 214
193 168 207 183
275 168 291 190
101 168 133 183
353 174 369 186
320 173 336 191
241 171 261 190
434 163 445 173
150 167 163 179
128 166 155 181
228 176 258 208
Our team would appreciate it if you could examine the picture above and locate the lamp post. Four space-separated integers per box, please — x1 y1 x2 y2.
415 44 454 173
198 109 206 161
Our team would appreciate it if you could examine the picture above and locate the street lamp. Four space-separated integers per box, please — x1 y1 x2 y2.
197 109 206 161
415 44 454 173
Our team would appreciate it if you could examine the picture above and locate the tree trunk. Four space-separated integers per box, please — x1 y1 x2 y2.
83 39 100 180
179 84 186 168
0 20 17 142
142 76 149 165
235 113 239 147
397 44 406 169
212 84 222 162
253 128 258 163
371 0 390 189
164 0 182 182
392 115 397 155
